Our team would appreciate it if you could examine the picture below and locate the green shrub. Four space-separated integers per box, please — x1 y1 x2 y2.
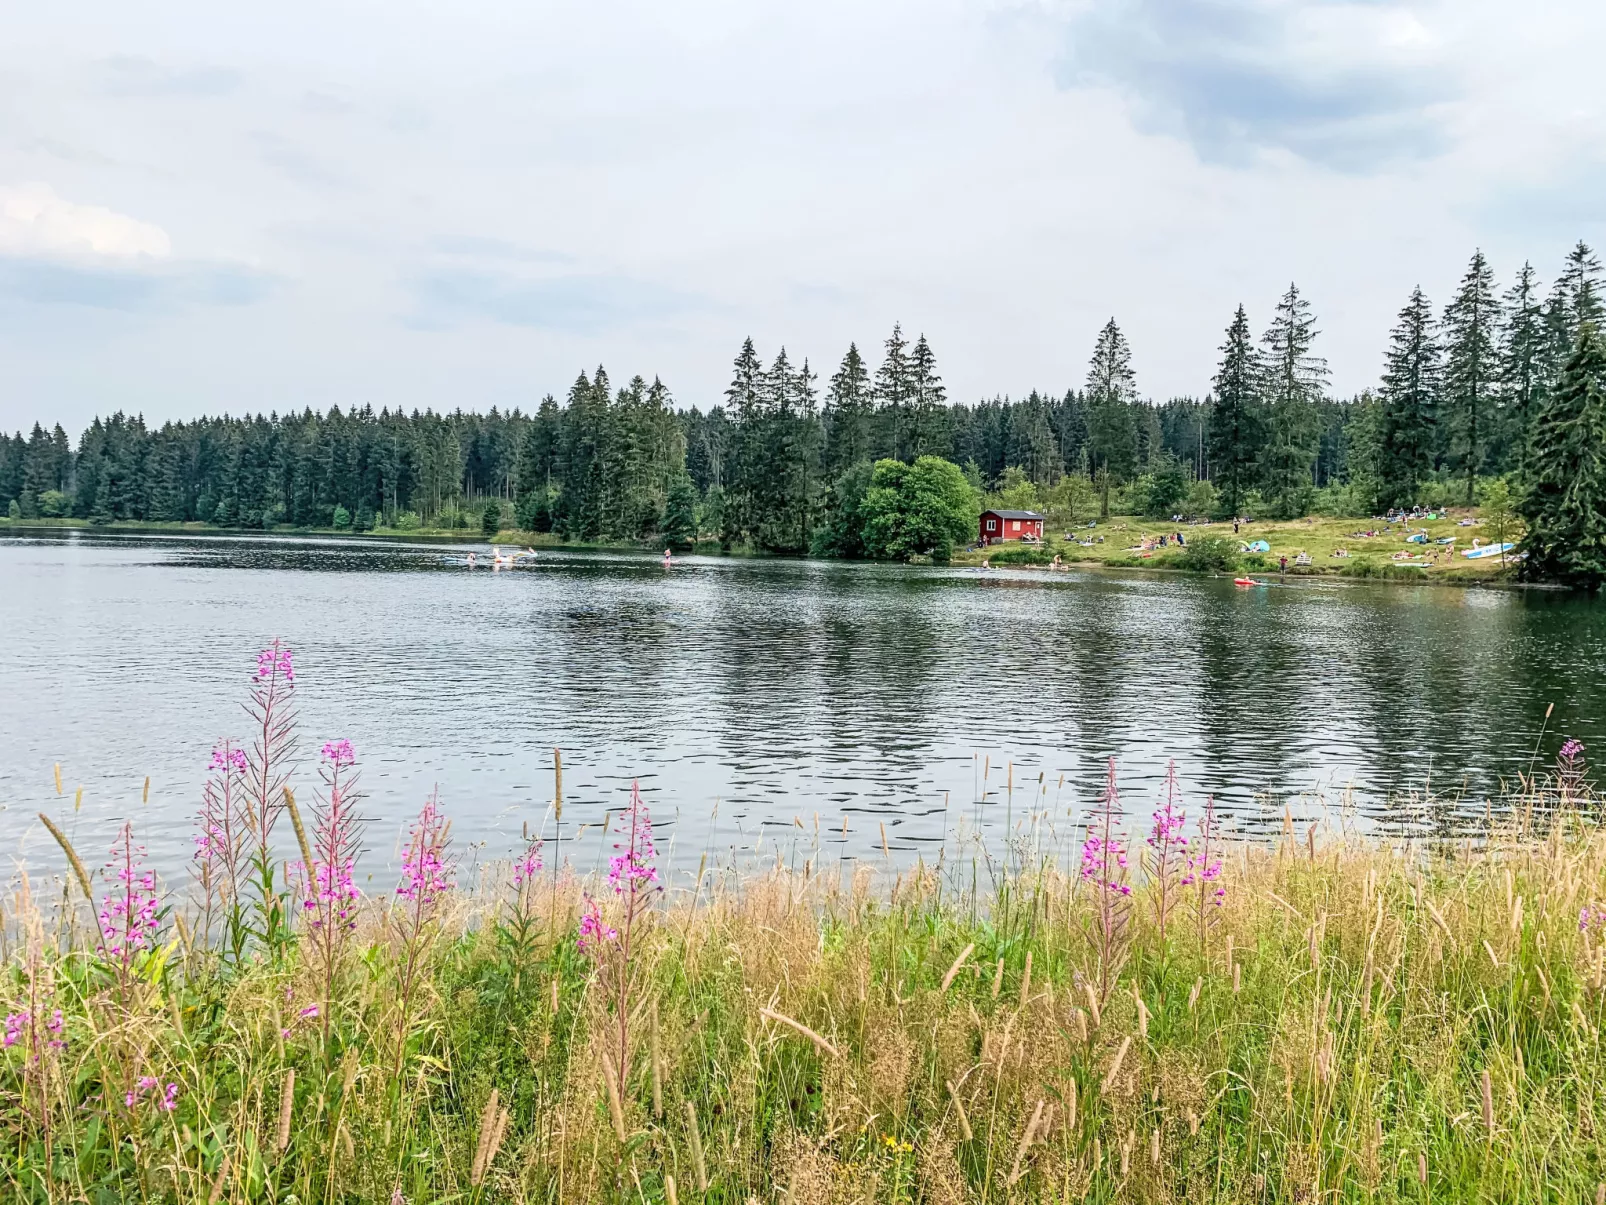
1175 533 1239 573
985 543 1054 565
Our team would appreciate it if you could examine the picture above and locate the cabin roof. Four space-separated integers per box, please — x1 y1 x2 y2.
983 509 1045 520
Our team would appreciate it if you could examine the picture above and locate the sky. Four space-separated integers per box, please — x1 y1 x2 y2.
2 0 1604 434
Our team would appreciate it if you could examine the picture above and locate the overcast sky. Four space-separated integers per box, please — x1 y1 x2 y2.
2 0 1603 433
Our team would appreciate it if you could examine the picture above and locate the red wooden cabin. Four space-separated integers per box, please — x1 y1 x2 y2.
979 509 1044 545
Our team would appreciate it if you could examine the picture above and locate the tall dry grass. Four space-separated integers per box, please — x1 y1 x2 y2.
5 766 1606 1203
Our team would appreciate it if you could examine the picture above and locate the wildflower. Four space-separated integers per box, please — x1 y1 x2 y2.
1580 906 1606 933
1146 800 1188 851
3 1012 23 1048
124 1077 180 1111
299 1004 320 1019
607 793 660 895
254 643 295 685
1080 835 1130 894
208 745 248 775
99 825 162 962
320 739 356 767
511 836 544 890
396 798 454 905
1561 738 1585 762
577 897 618 952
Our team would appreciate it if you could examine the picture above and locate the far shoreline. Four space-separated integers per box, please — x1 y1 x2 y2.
3 513 1563 594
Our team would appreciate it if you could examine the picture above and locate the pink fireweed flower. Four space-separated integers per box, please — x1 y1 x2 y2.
1146 801 1188 850
1561 738 1585 762
1581 906 1606 933
254 643 295 685
124 1077 179 1111
606 788 660 895
1180 851 1226 905
99 825 161 961
1080 835 1131 894
208 745 248 775
511 836 544 889
321 739 355 767
577 896 618 952
396 796 454 905
299 1005 320 1019
3 1013 23 1048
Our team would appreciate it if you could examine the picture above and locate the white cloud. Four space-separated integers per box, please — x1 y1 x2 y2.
0 182 171 259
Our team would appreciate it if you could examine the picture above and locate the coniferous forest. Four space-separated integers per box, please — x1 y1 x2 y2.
3 241 1604 582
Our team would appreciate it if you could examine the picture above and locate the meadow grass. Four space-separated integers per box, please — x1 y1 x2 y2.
7 764 1606 1204
955 508 1520 583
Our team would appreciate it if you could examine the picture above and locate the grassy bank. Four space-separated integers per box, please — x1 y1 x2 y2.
954 509 1526 584
6 652 1605 1203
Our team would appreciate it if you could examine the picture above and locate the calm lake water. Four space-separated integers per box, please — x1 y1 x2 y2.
2 528 1602 879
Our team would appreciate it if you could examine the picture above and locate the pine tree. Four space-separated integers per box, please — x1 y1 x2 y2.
1559 241 1604 336
1207 304 1260 519
873 323 911 461
1519 322 1606 588
906 334 948 459
1257 284 1328 518
1376 286 1441 510
721 338 765 546
1085 318 1138 518
1441 250 1501 502
1500 262 1547 481
824 344 872 475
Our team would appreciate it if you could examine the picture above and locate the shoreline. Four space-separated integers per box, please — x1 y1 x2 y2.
2 515 1555 591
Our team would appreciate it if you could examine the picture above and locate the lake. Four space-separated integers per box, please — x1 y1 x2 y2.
2 528 1602 880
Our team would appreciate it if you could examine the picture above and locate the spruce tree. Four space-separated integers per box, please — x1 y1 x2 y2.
1500 262 1547 481
907 334 948 459
1085 318 1138 518
1207 304 1260 519
1257 284 1327 518
721 338 764 547
1441 250 1501 502
1377 286 1441 510
1519 323 1606 588
873 323 911 461
824 344 872 475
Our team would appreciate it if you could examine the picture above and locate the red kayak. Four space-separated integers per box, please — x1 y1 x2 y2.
1233 577 1266 587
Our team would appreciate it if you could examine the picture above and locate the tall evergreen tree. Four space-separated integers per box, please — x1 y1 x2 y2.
721 338 765 546
1500 262 1547 481
1257 284 1327 518
873 323 911 461
823 343 872 475
906 333 948 459
1376 286 1441 510
1441 249 1501 502
1519 322 1606 589
1207 304 1260 519
1085 318 1138 518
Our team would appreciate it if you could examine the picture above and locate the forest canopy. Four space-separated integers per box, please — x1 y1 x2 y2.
4 241 1603 577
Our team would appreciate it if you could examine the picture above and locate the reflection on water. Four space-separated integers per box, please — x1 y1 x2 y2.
1 528 1602 874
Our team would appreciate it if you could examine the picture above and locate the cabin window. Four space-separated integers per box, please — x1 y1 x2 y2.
986 518 996 531
1012 520 1020 532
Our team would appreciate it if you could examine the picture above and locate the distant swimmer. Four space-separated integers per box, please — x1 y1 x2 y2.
467 551 476 569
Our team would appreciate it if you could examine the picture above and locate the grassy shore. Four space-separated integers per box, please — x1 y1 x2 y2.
7 717 1604 1200
954 508 1524 584
2 511 1527 585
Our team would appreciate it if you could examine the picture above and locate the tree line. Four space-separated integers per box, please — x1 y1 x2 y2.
3 240 1603 578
